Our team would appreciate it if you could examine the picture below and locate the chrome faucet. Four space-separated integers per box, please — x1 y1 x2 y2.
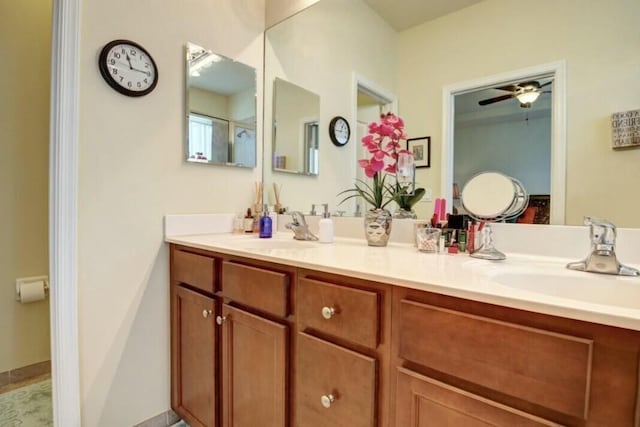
566 217 639 276
285 211 318 241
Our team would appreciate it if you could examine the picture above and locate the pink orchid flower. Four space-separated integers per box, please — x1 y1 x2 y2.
358 157 385 178
358 113 409 178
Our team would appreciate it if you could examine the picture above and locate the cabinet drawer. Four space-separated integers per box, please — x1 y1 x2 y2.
296 332 376 427
173 250 216 294
222 261 289 317
298 278 379 348
398 299 593 419
396 367 563 427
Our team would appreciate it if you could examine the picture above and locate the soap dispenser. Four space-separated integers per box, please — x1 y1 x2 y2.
318 204 333 243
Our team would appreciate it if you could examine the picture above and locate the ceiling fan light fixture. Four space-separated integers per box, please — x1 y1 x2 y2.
516 90 540 104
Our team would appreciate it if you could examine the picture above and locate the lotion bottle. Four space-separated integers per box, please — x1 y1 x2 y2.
318 204 333 243
268 207 278 233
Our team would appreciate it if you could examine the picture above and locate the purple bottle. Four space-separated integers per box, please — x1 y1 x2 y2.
259 204 272 238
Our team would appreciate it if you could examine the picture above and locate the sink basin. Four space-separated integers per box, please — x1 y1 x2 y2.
490 269 640 310
461 257 640 310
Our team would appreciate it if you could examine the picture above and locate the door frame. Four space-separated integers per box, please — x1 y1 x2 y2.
351 73 397 215
49 0 81 424
441 60 567 224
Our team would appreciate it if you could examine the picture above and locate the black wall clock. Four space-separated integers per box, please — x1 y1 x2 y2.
329 116 350 146
98 39 158 97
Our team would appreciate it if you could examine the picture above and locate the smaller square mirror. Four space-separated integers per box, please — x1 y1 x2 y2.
185 42 257 168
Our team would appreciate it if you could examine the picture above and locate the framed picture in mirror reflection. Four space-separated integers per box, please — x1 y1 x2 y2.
407 136 431 168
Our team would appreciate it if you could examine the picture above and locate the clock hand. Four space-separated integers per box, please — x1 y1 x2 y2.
125 53 133 70
130 66 150 75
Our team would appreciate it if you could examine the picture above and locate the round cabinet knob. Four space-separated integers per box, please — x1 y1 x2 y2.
320 394 335 408
321 306 336 319
215 315 226 325
202 309 212 318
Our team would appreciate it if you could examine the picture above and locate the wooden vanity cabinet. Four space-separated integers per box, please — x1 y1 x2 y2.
171 247 219 427
170 245 293 427
171 243 640 427
391 287 640 427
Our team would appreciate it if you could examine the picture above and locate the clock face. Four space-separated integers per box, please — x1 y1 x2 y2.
98 40 158 97
330 116 350 146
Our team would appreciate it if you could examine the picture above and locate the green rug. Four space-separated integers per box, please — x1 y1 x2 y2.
0 379 52 427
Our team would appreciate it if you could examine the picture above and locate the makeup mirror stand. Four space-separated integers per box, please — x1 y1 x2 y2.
461 171 529 261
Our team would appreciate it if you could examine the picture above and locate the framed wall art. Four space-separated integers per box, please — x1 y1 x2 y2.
407 136 431 168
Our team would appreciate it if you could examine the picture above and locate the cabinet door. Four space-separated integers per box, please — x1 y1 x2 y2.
220 304 288 427
395 367 563 427
171 286 217 427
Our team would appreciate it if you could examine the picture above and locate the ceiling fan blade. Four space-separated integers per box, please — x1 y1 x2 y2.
478 93 515 106
539 81 552 88
494 84 519 92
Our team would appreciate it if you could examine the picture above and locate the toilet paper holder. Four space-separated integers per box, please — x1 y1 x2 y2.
15 276 50 301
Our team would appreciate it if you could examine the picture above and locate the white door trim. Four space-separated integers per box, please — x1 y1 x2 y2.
441 60 567 224
351 72 398 119
49 0 81 424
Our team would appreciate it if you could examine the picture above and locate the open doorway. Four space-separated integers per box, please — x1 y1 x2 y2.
352 75 397 216
0 0 53 425
453 77 553 223
441 61 567 224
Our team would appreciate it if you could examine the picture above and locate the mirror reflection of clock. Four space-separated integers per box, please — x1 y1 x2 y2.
329 116 350 146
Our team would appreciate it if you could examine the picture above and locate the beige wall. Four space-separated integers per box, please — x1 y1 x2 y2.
189 86 255 122
398 0 640 225
273 80 320 171
189 87 229 118
0 0 51 374
229 87 256 122
78 0 264 424
265 0 320 28
264 0 397 213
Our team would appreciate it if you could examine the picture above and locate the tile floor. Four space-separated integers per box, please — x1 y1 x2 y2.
0 374 52 426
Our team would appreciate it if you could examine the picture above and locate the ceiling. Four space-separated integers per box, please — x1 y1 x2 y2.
363 0 486 31
190 59 255 95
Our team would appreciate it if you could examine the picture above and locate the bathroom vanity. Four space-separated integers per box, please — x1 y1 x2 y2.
168 233 640 427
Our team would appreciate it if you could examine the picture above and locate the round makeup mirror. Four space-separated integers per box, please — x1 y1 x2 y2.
461 171 529 260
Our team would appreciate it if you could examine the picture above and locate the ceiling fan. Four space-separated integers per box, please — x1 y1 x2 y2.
478 80 552 108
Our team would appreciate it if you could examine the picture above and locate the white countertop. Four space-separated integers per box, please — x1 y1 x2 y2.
167 231 640 332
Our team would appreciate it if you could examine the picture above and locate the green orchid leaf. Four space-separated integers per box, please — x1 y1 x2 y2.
337 172 395 210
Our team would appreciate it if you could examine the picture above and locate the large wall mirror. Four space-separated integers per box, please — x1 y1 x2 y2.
186 42 256 168
264 0 640 227
263 0 397 214
272 77 320 175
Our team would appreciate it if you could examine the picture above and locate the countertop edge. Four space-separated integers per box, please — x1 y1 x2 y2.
166 234 640 332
